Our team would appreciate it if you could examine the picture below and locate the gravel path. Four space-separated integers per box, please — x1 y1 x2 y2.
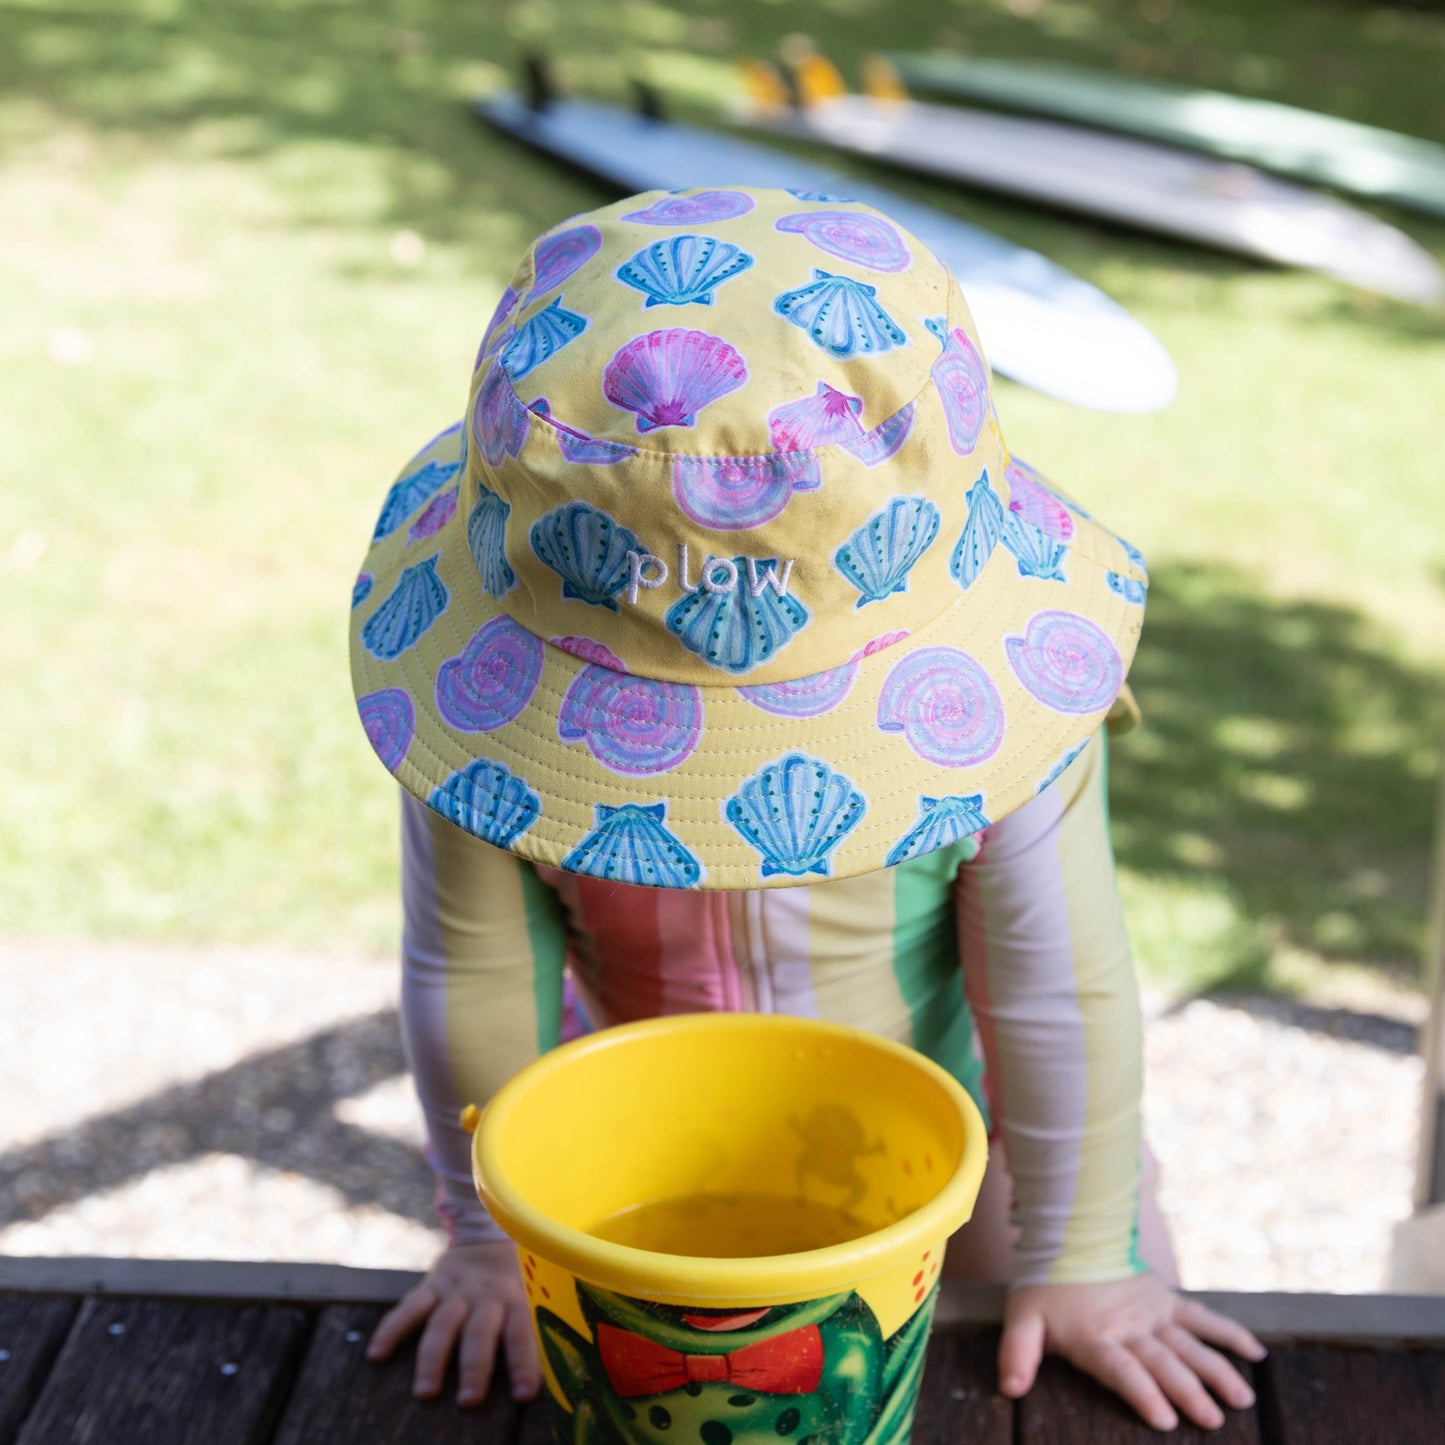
0 938 1428 1291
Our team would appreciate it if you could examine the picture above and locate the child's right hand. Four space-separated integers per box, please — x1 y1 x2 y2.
366 1240 542 1406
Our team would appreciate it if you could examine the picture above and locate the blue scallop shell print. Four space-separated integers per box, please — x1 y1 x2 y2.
616 234 754 308
428 759 541 850
665 560 810 673
949 470 1005 591
775 210 911 273
1107 571 1147 605
923 315 949 344
877 647 1005 768
357 688 415 774
531 224 602 294
558 667 703 776
840 403 915 467
1001 510 1069 583
1035 739 1089 795
673 452 820 531
435 617 544 733
725 753 867 879
499 297 588 382
773 269 907 360
735 660 858 718
834 495 940 608
563 802 703 887
530 500 646 612
351 573 373 609
361 555 449 661
786 189 855 203
467 483 516 599
1005 611 1122 716
885 794 990 867
624 191 755 225
603 328 748 433
372 458 459 541
473 364 530 466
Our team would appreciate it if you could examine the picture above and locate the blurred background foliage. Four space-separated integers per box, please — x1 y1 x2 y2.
2 0 1443 1001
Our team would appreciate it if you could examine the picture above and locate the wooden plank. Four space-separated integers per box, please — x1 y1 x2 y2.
0 1296 78 1445
1017 1355 1261 1444
1264 1344 1445 1445
909 1329 1011 1443
271 1302 522 1445
1184 1289 1445 1345
15 1295 308 1445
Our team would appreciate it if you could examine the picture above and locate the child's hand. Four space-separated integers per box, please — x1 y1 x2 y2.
366 1240 541 1406
999 1272 1265 1433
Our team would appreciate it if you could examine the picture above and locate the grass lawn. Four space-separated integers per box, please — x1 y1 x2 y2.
2 0 1443 1000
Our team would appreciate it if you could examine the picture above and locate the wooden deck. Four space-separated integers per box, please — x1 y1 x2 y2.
2 1259 1443 1444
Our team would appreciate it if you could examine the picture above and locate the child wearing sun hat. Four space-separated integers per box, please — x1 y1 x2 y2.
351 187 1263 1433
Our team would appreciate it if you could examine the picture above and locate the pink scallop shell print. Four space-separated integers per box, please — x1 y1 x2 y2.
1006 611 1122 715
877 647 1005 768
767 382 865 452
932 328 988 456
603 328 748 433
435 617 544 732
558 666 702 776
1006 462 1073 542
531 224 602 294
775 210 911 272
624 191 756 225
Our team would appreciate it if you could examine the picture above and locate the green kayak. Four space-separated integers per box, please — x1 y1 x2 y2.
887 52 1445 219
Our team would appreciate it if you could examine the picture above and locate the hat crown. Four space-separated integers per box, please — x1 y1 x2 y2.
465 188 1016 687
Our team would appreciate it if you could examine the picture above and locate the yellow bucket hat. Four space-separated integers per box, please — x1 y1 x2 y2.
350 187 1147 889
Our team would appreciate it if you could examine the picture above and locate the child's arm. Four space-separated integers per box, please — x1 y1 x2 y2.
955 730 1263 1429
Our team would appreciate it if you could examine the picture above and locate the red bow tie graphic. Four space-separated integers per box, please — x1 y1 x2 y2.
596 1320 824 1398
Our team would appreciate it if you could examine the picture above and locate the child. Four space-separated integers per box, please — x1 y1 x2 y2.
349 187 1264 1433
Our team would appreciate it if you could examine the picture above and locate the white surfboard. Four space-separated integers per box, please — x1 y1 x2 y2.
477 90 1179 413
738 90 1443 306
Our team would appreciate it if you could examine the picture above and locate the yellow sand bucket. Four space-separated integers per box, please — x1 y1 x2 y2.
467 1014 987 1445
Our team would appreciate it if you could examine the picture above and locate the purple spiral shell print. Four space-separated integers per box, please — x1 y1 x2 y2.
932 328 989 456
624 190 756 225
407 486 458 541
357 688 415 774
767 382 864 452
673 451 821 531
473 363 530 466
527 398 637 466
1006 462 1074 542
435 616 545 733
603 328 748 434
775 210 911 273
531 224 602 294
551 636 627 671
736 661 858 718
558 667 703 776
1005 611 1122 716
876 647 1005 768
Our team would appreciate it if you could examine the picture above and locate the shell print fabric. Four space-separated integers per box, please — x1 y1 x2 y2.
1007 463 1075 542
775 210 912 272
527 398 637 466
725 753 867 879
665 563 810 673
1035 739 1089 795
435 617 545 733
499 297 589 382
563 802 703 887
624 191 756 225
372 458 459 541
407 485 458 542
842 403 915 466
477 286 520 367
950 471 1005 591
531 224 603 294
932 327 989 455
602 328 748 433
773 269 907 360
885 794 990 867
429 759 541 850
766 382 865 452
1108 571 1147 605
558 666 703 776
473 364 530 466
735 661 858 718
615 235 755 307
351 573 373 609
835 495 941 608
877 648 1006 768
357 688 415 774
467 484 516 599
361 555 449 661
1006 611 1123 715
673 453 820 531
530 501 647 612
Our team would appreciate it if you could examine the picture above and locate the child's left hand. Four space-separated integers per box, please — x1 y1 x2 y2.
999 1272 1266 1432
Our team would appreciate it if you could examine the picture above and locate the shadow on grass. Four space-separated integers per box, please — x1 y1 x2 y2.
1112 561 1444 992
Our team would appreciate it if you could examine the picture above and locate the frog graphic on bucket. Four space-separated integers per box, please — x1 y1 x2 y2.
536 1279 937 1445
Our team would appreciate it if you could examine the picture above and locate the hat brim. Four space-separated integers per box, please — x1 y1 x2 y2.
350 424 1145 889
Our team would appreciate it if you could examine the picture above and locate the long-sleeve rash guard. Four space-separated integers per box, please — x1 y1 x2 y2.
397 727 1145 1286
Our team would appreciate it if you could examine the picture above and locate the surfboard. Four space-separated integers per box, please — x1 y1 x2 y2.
476 90 1179 413
886 52 1445 223
735 65 1442 305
